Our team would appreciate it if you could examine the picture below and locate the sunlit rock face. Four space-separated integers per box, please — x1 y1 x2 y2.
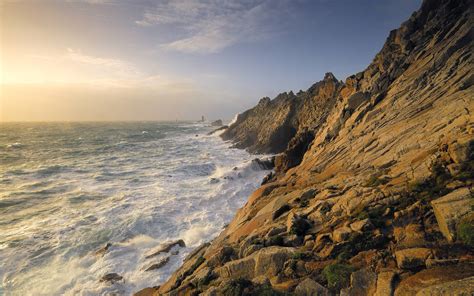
142 0 474 295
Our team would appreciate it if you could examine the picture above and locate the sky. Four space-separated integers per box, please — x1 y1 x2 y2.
0 0 421 122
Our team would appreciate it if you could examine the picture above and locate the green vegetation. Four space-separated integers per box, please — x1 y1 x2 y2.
457 214 474 247
322 263 355 291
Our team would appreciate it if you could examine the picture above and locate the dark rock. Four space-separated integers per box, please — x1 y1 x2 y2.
207 125 228 135
95 243 112 257
145 240 186 259
211 119 223 127
145 257 170 271
251 157 275 170
100 273 123 283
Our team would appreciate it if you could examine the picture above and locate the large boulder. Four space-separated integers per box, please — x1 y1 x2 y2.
374 271 396 296
219 246 295 280
431 188 473 242
416 276 474 296
340 269 377 296
395 248 432 269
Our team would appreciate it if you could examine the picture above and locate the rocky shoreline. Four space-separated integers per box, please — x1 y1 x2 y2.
136 0 473 295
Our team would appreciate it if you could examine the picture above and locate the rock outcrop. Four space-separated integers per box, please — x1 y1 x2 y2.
138 0 474 295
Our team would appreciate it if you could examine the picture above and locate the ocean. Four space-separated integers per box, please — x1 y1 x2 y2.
0 122 269 295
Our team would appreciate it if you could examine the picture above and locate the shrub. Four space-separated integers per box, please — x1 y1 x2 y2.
457 214 474 247
322 263 355 291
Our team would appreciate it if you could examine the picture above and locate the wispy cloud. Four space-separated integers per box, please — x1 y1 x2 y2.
136 0 294 54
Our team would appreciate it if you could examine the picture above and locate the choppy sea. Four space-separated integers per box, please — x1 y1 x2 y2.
0 122 269 295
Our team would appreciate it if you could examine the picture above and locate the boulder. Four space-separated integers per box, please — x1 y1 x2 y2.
211 119 223 126
431 187 472 242
395 248 432 269
95 243 112 257
415 276 474 296
448 137 473 164
219 246 295 279
287 212 311 236
145 257 170 271
294 278 330 296
333 226 353 242
145 239 186 259
350 219 373 232
100 273 123 283
340 269 377 296
374 271 396 296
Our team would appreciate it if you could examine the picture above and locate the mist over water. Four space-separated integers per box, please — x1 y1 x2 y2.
0 122 269 295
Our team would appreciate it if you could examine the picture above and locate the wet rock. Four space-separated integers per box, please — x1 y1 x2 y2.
431 187 472 242
100 273 123 283
251 157 275 170
145 257 170 271
207 125 228 135
425 258 459 268
211 119 223 127
145 239 186 259
95 243 112 257
294 278 329 296
395 248 432 269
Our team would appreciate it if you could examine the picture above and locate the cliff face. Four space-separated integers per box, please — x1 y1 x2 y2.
141 0 474 295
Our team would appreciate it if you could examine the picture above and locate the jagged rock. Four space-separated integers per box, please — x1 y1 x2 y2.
341 269 377 296
294 278 330 296
287 212 311 236
251 157 275 170
145 239 186 259
431 187 472 242
211 119 223 127
448 137 472 164
394 224 427 248
395 248 432 269
333 226 353 242
209 246 236 267
350 219 373 232
95 243 112 257
374 271 397 296
148 1 474 294
207 125 228 135
100 273 123 283
275 130 315 172
145 257 170 271
219 246 295 280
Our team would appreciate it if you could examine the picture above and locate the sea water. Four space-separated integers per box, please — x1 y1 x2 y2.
0 122 269 295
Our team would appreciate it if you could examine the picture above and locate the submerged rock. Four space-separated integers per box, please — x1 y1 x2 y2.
145 257 170 271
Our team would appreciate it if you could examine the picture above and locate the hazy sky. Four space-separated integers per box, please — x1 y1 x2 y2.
1 0 421 122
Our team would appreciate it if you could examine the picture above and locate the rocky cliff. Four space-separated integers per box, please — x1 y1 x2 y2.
138 0 474 295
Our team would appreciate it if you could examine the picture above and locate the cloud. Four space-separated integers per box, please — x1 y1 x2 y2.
136 0 294 54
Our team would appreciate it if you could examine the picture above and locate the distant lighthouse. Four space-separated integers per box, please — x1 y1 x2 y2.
200 115 205 122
